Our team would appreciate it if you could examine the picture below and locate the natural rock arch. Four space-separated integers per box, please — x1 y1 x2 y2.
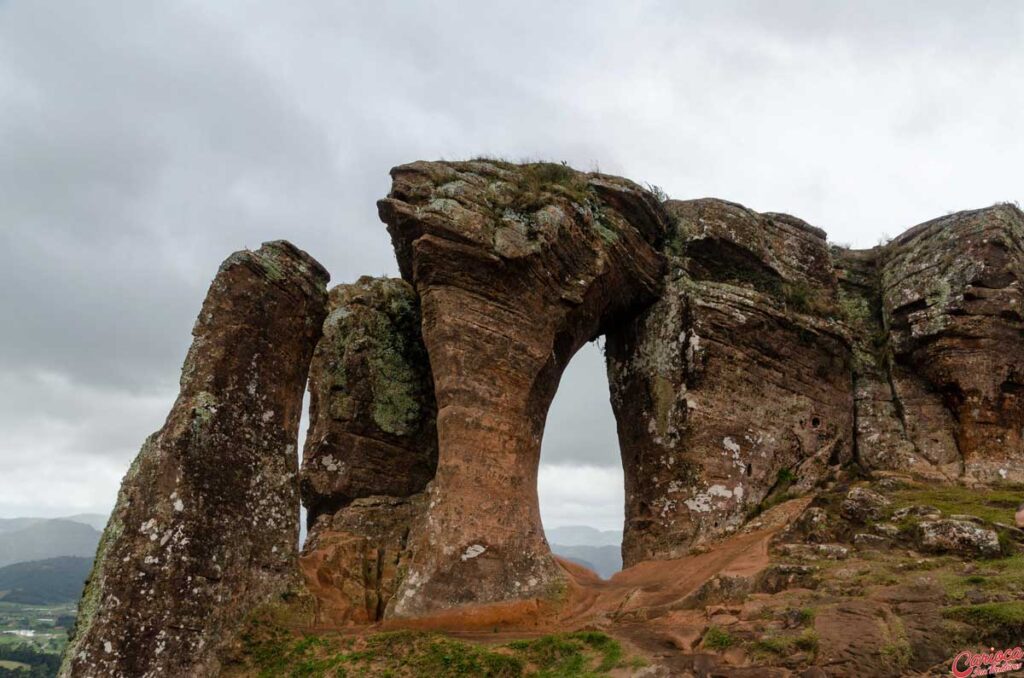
375 160 668 617
64 159 1024 675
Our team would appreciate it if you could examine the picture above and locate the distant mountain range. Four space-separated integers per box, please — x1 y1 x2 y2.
0 515 623 593
0 556 92 604
547 525 624 579
0 516 102 568
546 525 622 547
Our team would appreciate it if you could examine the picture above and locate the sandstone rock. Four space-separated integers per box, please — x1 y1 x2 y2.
607 199 854 565
853 533 891 549
785 506 837 545
832 247 962 481
297 276 437 624
299 494 426 625
872 523 902 539
377 160 668 616
839 487 891 523
777 543 849 560
881 204 1024 482
300 276 437 525
915 519 1001 558
892 505 942 521
813 600 906 677
755 564 821 594
60 241 328 678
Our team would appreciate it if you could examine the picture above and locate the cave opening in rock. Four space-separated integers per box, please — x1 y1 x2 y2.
538 340 625 580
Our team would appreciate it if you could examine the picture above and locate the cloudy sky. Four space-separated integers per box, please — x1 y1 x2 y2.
1 1 1021 531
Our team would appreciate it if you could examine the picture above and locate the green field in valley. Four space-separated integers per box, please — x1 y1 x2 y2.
0 601 73 677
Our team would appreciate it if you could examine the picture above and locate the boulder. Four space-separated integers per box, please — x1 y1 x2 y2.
60 241 328 678
915 519 1001 558
892 505 942 521
840 487 891 523
755 564 821 594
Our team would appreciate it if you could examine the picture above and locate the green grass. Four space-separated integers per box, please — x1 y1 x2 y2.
888 484 1024 525
881 640 912 671
939 555 1024 600
0 659 30 669
746 469 798 519
749 629 819 659
790 608 815 627
702 626 735 651
237 629 632 678
943 601 1024 645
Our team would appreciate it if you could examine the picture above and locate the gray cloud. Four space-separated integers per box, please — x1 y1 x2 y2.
0 1 1021 526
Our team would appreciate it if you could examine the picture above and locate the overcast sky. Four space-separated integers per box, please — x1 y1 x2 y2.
1 1 1022 531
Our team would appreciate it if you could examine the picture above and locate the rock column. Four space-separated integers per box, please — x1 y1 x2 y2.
60 241 328 677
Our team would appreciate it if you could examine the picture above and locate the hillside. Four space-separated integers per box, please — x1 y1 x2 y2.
0 520 99 568
549 544 621 579
0 556 91 605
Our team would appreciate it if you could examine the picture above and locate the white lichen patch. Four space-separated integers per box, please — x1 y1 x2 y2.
683 484 742 513
461 544 486 561
319 455 341 472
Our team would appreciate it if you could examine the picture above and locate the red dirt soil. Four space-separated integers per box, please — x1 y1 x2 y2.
380 498 810 646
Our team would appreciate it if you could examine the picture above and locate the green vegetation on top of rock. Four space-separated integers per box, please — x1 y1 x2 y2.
943 601 1024 646
887 484 1024 526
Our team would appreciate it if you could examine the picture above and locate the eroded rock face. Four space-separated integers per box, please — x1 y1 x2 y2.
60 241 328 678
880 204 1024 482
606 199 854 566
298 276 436 624
377 160 669 616
299 493 426 625
915 519 1001 558
301 277 437 524
833 247 962 480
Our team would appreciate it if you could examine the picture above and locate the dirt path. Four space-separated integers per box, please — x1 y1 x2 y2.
556 497 809 627
418 497 810 657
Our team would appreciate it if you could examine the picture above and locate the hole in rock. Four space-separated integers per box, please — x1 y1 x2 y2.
298 388 310 549
538 341 624 580
811 416 821 429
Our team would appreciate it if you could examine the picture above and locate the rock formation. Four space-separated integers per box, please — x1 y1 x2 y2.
300 276 436 524
60 241 328 678
605 199 854 566
299 276 436 624
65 157 1024 676
880 205 1024 482
376 160 669 616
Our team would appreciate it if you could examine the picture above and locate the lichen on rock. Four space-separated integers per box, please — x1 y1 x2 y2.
301 276 437 525
60 240 328 678
607 198 854 566
377 159 669 617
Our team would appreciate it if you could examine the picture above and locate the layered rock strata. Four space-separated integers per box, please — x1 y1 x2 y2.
299 276 436 623
605 199 855 566
376 160 669 616
63 156 1024 663
60 241 328 678
880 205 1024 482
